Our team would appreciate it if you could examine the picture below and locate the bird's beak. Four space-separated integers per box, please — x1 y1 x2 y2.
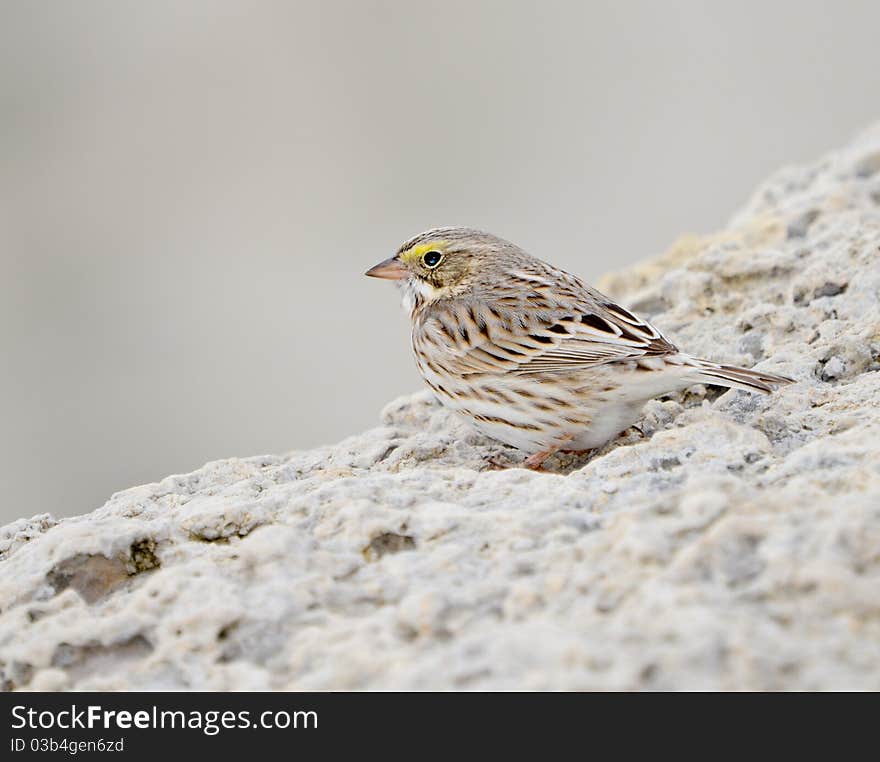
365 256 408 280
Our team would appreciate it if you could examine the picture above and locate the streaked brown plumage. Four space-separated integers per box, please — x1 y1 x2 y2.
366 227 793 469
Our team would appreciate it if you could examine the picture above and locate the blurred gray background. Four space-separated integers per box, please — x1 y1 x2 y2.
1 0 878 525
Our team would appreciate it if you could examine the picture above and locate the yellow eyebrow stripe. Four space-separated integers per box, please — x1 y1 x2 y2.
401 241 448 264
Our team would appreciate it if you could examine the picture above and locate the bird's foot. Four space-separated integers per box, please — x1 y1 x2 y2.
521 451 549 470
521 435 575 471
485 437 577 472
521 451 553 471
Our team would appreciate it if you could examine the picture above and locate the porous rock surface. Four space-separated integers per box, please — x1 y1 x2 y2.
2 126 880 691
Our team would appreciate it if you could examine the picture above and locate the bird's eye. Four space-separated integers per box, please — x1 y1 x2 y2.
422 250 443 269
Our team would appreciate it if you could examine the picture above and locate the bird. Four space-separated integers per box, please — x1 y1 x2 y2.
366 227 793 470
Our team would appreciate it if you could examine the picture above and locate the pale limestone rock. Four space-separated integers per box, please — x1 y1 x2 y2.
1 125 880 690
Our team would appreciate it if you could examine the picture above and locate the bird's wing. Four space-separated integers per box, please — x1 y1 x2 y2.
423 294 678 377
508 300 678 376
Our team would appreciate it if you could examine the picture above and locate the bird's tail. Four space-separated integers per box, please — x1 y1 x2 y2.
684 357 794 394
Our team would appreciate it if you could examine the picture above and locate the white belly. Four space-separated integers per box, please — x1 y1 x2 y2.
419 365 645 454
417 355 683 454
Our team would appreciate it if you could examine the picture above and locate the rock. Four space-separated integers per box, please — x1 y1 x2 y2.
2 125 880 691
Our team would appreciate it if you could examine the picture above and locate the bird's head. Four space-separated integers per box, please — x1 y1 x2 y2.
365 227 523 314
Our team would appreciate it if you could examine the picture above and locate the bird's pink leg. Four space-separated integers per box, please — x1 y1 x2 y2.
521 449 555 471
521 435 575 471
